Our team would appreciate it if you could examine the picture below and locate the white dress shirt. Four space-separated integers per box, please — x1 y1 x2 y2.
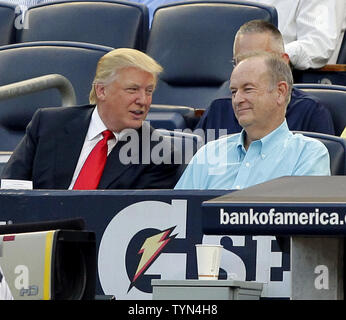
68 106 125 189
251 0 346 69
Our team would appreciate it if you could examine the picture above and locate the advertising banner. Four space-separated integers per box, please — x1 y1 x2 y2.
0 190 290 299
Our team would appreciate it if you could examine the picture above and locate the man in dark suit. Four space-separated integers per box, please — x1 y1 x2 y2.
1 48 181 189
196 20 335 141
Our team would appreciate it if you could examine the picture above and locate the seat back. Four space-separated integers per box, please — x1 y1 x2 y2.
294 84 346 136
294 131 346 175
146 0 277 108
155 129 204 175
147 104 197 130
0 41 112 151
0 2 16 45
17 0 149 50
146 112 187 130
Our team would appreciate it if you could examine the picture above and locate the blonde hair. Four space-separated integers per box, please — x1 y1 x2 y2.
89 48 163 104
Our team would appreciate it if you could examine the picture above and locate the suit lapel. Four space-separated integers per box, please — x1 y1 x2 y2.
98 123 152 189
54 106 94 189
97 139 132 189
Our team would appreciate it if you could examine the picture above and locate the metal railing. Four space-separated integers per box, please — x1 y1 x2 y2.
0 74 77 106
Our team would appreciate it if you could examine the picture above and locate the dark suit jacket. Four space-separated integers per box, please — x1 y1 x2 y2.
1 105 182 189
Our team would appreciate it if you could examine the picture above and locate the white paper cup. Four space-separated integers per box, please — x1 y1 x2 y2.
195 244 223 280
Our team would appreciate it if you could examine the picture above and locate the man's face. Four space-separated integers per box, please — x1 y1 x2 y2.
230 57 279 132
96 66 155 132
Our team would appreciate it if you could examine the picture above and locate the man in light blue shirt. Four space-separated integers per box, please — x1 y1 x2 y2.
175 52 330 190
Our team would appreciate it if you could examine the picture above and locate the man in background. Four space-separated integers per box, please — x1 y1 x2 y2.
196 20 335 141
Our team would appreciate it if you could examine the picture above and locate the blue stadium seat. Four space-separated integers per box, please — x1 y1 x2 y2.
17 0 149 50
146 112 187 130
155 129 204 175
147 104 197 129
0 41 112 151
146 0 278 109
0 2 16 46
294 131 346 175
294 84 346 136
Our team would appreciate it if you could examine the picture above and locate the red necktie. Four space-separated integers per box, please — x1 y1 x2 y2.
73 130 114 190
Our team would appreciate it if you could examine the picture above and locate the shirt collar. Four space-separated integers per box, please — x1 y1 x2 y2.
236 120 291 154
236 130 247 153
260 120 291 155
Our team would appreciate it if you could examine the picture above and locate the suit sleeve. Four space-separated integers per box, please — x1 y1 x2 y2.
135 133 187 189
136 162 182 189
1 109 41 181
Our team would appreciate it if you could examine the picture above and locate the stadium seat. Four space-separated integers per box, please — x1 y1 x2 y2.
146 0 278 109
294 84 346 136
17 0 149 50
0 41 112 151
146 112 187 130
155 129 204 174
148 104 197 129
294 131 346 175
0 2 16 46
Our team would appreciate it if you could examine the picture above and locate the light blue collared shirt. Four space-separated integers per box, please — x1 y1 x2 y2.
175 121 330 190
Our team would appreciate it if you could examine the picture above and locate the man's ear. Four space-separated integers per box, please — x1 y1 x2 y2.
281 53 290 65
277 81 289 106
94 83 106 101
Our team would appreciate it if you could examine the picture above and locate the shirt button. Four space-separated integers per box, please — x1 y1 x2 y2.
245 162 250 167
261 154 266 159
235 185 241 189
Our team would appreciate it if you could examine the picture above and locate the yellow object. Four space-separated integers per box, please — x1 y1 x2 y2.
341 127 346 138
43 231 54 300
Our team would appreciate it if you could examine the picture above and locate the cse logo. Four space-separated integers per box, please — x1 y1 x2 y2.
98 200 188 300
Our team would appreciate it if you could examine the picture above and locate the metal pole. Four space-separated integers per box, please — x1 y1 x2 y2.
0 74 77 107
